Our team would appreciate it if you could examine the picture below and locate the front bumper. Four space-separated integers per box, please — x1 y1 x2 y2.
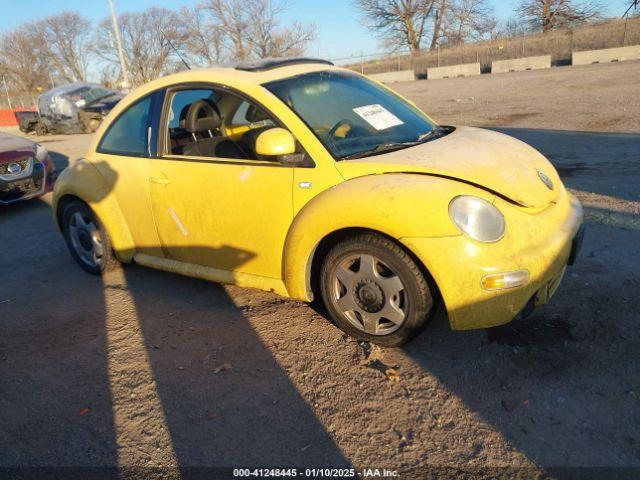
402 190 584 330
0 160 52 205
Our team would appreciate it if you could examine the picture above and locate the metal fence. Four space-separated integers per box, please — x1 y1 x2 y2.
0 89 37 111
339 17 640 76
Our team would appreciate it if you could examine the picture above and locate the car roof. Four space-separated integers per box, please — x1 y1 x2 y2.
130 60 347 97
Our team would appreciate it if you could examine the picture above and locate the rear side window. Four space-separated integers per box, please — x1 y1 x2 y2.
98 96 152 157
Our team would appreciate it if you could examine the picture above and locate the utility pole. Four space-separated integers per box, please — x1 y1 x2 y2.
108 0 130 91
2 75 12 110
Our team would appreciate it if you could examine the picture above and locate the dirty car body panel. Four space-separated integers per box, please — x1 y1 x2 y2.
52 59 584 336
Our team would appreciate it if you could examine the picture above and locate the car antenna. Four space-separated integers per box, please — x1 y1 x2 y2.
161 30 191 70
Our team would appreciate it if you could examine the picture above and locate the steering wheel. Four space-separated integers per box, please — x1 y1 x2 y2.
328 119 368 139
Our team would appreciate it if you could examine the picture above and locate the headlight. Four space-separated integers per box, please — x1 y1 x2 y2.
448 196 505 242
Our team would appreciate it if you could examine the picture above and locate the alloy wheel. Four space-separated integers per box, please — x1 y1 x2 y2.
330 253 408 335
68 211 104 268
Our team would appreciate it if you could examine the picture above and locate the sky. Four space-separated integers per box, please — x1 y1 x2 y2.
0 0 629 62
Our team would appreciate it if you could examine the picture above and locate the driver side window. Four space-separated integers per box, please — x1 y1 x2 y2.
165 87 277 161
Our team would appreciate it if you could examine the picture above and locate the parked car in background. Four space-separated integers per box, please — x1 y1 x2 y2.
52 58 584 346
19 83 122 136
0 132 55 204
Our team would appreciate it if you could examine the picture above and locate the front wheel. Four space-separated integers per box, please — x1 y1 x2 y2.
61 200 119 274
320 233 434 347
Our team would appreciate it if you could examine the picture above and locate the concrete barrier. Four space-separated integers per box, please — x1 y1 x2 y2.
572 45 640 65
368 70 415 83
427 63 480 80
492 55 551 73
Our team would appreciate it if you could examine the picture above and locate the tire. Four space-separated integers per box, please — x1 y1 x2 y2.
61 200 119 275
35 122 47 136
320 233 433 347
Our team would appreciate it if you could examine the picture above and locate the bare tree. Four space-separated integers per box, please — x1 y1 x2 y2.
246 0 316 58
493 17 529 38
205 0 251 60
0 23 51 93
441 0 496 45
516 0 603 32
429 0 448 49
180 5 225 66
204 0 316 61
624 0 638 17
353 0 439 52
37 11 92 82
95 7 189 87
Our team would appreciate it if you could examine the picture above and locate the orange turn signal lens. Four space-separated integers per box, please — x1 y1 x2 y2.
481 270 530 291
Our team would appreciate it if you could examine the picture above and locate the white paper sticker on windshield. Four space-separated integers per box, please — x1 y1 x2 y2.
352 104 404 131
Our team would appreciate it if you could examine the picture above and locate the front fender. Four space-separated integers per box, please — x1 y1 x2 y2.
52 159 135 262
282 173 490 301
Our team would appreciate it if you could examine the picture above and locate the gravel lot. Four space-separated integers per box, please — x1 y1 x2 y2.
1 61 639 479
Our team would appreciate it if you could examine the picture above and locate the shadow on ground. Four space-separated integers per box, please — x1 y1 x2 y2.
1 131 639 477
400 128 640 476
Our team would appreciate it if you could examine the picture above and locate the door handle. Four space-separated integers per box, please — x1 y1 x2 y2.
150 176 171 185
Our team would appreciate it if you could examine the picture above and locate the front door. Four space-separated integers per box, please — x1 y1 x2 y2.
91 93 161 256
148 86 294 280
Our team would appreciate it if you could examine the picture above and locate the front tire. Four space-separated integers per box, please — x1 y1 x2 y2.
320 233 433 347
35 122 47 136
61 200 119 274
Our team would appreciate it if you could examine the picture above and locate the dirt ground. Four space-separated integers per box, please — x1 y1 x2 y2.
1 61 639 479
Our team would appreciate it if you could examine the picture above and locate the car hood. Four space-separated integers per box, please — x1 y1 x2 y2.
335 126 562 209
0 132 37 164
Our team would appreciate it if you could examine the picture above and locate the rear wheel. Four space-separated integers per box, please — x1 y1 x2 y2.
320 233 433 346
61 200 119 274
34 122 47 136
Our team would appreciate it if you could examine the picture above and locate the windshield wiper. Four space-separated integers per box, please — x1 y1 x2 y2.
341 141 420 160
340 127 446 160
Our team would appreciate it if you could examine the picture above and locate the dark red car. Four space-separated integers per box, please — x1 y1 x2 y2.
0 132 55 205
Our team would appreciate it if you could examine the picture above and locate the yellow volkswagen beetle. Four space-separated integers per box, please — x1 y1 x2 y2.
52 58 584 346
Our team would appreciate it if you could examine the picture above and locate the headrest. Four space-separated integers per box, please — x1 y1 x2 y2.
245 104 270 123
178 104 191 128
185 99 222 133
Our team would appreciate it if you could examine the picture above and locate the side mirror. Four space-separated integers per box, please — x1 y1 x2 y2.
255 127 296 157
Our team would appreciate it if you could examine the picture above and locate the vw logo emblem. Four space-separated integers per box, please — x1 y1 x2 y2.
7 162 22 175
538 171 554 190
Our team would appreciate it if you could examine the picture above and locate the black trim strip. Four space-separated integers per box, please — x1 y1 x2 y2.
154 155 288 168
235 57 333 72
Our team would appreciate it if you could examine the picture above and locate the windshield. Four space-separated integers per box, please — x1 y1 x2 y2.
66 86 114 108
265 71 438 159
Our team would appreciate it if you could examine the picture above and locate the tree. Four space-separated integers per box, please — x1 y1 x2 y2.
441 0 496 45
203 0 316 61
247 0 316 58
493 18 529 38
516 0 603 32
180 5 225 66
0 23 51 93
94 7 189 87
353 0 439 52
624 0 638 17
37 11 92 82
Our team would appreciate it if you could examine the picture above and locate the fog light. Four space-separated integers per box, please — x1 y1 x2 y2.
481 270 529 291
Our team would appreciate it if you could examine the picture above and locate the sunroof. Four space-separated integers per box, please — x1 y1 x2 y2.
235 57 334 72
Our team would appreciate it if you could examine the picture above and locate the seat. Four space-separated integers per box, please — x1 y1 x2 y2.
169 104 194 154
182 100 246 159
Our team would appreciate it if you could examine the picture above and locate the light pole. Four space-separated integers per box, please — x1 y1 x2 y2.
108 0 130 91
2 75 12 109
